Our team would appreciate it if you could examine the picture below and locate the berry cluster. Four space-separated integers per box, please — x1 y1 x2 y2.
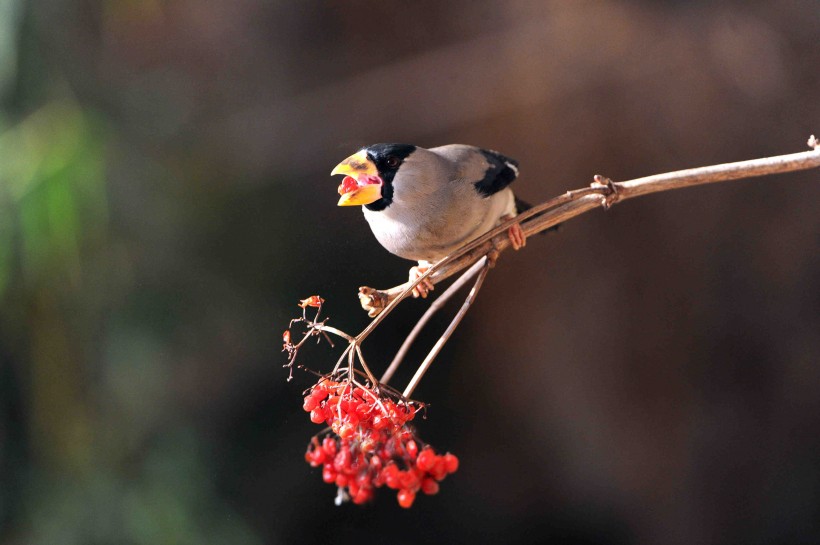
303 379 459 507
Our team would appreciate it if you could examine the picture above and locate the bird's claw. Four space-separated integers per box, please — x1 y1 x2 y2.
358 286 388 317
409 265 434 298
502 215 527 250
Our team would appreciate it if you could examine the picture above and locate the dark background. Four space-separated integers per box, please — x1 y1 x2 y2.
1 1 819 544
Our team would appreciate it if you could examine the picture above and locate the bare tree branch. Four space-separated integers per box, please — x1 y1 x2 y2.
380 258 487 385
402 257 491 398
359 137 820 317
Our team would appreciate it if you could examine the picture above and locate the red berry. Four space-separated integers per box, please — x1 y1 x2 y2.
339 176 358 195
406 439 418 459
322 437 337 456
355 403 372 420
306 448 325 466
443 453 459 474
322 465 336 483
352 487 372 504
312 384 329 400
345 412 360 427
421 477 440 495
416 448 436 472
397 488 416 508
338 423 355 440
298 295 325 308
333 448 351 472
303 396 319 412
399 470 419 491
431 458 448 481
309 408 325 424
360 437 375 453
371 415 387 430
384 465 401 489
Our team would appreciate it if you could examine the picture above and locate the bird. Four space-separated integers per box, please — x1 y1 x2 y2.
331 143 528 298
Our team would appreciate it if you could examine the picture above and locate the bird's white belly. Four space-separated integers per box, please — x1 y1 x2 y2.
363 210 448 261
362 189 515 262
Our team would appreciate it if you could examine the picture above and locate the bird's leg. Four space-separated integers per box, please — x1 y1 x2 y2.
501 214 527 250
409 262 435 298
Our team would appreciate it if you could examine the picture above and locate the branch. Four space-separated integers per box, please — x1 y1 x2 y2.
359 136 820 316
380 257 487 385
402 257 490 398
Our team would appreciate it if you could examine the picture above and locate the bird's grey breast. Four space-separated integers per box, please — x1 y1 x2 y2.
363 183 512 262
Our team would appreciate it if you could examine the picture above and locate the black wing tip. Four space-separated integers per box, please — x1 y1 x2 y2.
474 149 520 198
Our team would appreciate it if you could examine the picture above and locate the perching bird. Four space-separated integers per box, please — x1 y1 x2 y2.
331 143 528 297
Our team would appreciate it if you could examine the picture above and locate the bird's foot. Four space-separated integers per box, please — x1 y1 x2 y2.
501 215 527 250
409 265 434 298
358 286 388 317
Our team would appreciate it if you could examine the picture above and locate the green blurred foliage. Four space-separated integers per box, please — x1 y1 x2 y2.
0 100 259 544
0 102 107 295
0 5 263 538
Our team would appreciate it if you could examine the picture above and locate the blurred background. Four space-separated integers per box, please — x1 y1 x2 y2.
1 1 818 543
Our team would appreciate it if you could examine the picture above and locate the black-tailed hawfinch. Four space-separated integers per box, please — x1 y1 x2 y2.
332 143 529 297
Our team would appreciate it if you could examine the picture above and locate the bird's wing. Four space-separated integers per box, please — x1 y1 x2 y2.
472 148 520 198
429 145 520 199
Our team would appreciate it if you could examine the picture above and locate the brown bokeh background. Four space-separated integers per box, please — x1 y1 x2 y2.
1 1 818 544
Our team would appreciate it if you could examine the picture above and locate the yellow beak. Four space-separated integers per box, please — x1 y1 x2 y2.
331 150 378 177
336 183 383 206
331 150 383 206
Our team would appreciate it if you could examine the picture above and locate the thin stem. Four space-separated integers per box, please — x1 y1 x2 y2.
616 147 820 198
402 259 491 398
314 324 355 342
331 344 354 374
380 257 487 385
352 377 390 415
354 343 379 387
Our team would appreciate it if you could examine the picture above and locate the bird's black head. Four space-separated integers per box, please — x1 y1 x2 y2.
362 143 416 211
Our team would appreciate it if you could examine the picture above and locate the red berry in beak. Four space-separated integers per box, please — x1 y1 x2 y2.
338 176 359 195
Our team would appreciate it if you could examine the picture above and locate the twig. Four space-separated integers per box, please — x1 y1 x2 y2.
380 257 487 385
402 258 491 398
359 139 820 316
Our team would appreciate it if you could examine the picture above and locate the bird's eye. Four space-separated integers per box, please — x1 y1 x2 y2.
385 156 400 168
